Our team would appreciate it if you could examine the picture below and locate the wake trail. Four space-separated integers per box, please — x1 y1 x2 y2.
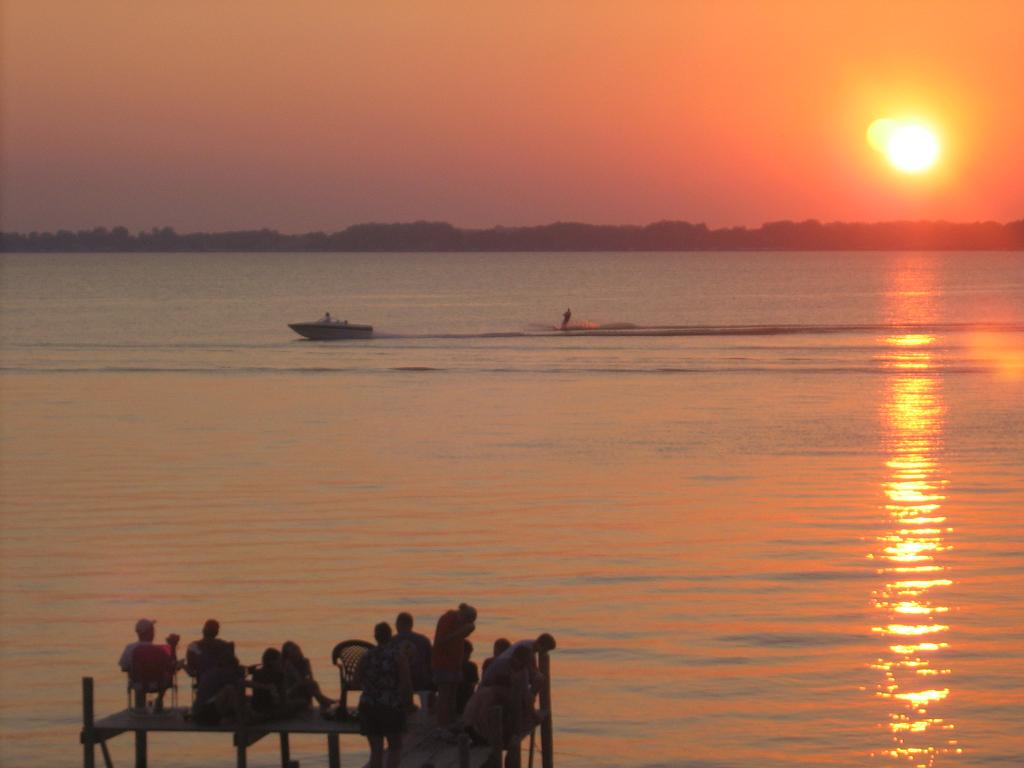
373 321 1024 340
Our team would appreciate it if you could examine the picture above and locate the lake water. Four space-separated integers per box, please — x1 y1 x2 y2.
1 251 1022 768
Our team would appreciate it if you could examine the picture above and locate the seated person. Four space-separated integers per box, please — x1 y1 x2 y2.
185 619 232 683
118 618 179 713
281 641 336 711
250 647 291 719
191 647 246 726
456 640 479 716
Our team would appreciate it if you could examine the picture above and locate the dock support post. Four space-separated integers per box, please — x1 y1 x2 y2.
135 729 148 768
83 677 96 768
328 732 340 768
236 714 247 768
538 651 553 768
279 732 291 767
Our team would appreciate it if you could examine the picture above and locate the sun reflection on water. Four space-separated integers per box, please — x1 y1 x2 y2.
871 331 960 767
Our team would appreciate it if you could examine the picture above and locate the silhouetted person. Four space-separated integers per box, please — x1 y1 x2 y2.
393 612 433 711
481 637 511 676
432 602 477 728
481 633 556 693
561 308 572 329
463 644 533 760
356 622 412 768
250 647 288 718
191 648 246 725
282 640 336 710
119 618 179 712
186 619 232 683
456 640 479 715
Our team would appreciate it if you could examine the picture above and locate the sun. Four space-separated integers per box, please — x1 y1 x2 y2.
867 118 941 174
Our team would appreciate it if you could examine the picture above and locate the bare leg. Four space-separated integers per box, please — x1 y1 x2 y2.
385 732 403 768
367 734 384 768
310 681 336 707
436 682 457 726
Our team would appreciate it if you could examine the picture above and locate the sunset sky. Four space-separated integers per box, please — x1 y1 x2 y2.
2 0 1022 233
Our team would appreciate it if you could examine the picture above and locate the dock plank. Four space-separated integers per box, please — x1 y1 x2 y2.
90 706 362 736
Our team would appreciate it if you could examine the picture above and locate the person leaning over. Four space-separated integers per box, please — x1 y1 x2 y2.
431 602 477 728
480 632 556 694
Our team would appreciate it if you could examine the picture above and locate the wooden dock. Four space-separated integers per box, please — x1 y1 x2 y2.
81 650 555 767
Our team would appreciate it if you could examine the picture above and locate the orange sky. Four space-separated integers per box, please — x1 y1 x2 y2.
1 0 1022 232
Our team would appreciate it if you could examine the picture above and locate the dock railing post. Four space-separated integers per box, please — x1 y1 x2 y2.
538 650 553 768
83 677 95 768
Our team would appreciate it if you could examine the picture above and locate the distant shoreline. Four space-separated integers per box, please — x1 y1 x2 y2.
2 219 1023 252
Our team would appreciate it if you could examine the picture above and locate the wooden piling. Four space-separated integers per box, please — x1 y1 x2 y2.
538 651 553 768
83 677 95 768
136 729 148 768
235 715 247 768
279 732 291 767
328 732 340 768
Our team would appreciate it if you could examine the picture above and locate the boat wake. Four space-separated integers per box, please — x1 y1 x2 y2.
376 321 1024 340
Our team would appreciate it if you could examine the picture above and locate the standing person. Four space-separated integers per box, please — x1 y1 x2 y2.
456 640 479 715
481 638 511 676
561 308 572 329
431 602 477 728
356 622 411 768
393 612 433 711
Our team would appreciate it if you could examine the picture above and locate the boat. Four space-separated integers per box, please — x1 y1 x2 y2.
288 319 373 340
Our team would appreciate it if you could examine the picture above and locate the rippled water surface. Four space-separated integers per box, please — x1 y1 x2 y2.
1 251 1023 767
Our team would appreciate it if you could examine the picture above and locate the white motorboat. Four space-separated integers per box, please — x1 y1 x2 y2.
288 318 373 340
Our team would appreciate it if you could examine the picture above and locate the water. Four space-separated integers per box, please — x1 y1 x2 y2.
1 251 1022 767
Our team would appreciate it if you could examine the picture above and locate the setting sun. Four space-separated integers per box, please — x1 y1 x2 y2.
868 118 941 174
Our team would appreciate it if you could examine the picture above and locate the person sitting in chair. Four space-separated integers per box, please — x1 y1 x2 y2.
186 619 232 683
191 647 247 725
118 618 179 712
282 641 337 711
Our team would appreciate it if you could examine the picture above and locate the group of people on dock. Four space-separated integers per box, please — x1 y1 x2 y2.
118 618 331 723
118 604 555 768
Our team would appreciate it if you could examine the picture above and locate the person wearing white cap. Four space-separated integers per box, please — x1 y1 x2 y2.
119 619 158 672
118 618 181 711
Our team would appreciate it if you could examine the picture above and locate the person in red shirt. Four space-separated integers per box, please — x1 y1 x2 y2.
431 603 476 727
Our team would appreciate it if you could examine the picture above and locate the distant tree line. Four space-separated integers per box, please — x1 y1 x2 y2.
2 219 1023 252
